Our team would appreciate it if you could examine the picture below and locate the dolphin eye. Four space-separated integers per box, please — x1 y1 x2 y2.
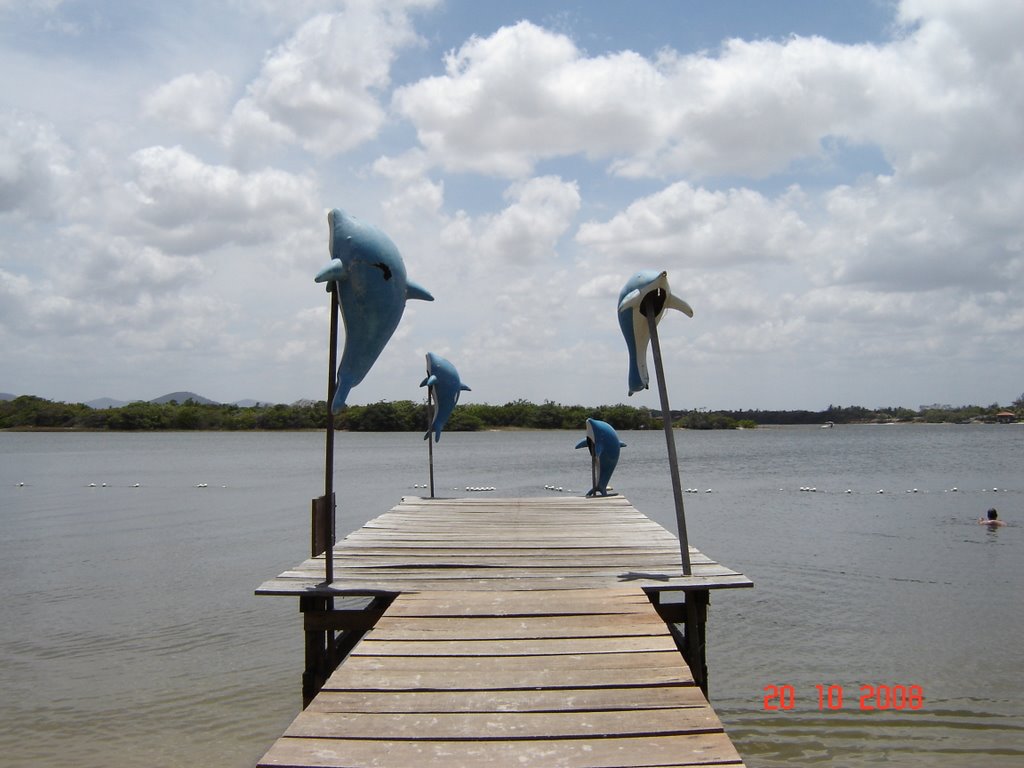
372 262 392 280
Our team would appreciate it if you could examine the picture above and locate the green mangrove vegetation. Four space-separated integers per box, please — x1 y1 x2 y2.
1 394 1021 432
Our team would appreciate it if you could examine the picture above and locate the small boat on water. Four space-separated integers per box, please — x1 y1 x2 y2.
821 421 834 429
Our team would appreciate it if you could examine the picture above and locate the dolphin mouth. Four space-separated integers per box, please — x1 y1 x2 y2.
639 288 667 317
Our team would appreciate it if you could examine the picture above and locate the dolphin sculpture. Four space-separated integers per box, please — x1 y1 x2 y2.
315 208 434 412
420 352 470 442
575 418 626 497
617 270 693 396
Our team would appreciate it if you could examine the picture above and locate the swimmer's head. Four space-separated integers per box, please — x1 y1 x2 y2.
987 508 998 521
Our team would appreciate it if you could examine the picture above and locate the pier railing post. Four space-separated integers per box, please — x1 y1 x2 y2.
684 590 710 698
643 294 692 575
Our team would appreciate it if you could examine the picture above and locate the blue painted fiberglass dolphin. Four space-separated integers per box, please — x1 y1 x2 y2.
315 209 433 412
617 270 693 396
420 352 470 442
575 418 626 497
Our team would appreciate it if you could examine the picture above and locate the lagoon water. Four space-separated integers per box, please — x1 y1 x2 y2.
1 425 1021 767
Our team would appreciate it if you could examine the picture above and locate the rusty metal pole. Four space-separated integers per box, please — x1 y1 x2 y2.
643 293 692 575
323 285 338 584
427 387 435 498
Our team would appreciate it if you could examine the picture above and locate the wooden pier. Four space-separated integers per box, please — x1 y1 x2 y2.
256 495 752 767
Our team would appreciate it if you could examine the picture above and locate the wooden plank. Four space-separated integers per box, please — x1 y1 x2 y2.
307 685 708 714
256 572 753 597
351 634 680 656
366 612 669 639
321 666 688 691
257 516 749 768
258 732 745 767
283 706 726 739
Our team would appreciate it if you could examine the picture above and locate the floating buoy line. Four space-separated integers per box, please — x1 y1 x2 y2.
11 480 1008 496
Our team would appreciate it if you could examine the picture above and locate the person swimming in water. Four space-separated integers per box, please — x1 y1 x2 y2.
978 508 1006 527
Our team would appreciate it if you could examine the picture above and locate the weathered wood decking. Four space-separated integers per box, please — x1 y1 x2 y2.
258 495 750 595
256 495 752 767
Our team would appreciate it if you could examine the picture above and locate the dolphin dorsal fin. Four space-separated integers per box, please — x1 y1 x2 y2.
406 281 434 302
460 384 472 392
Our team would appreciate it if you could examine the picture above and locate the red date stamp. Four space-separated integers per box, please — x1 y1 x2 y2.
763 684 924 711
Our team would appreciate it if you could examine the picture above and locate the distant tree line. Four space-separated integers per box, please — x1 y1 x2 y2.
1 394 1021 432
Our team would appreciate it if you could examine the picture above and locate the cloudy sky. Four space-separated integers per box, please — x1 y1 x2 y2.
2 0 1022 411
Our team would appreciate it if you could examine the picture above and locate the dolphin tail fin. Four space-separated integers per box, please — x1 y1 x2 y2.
406 280 434 302
330 381 352 414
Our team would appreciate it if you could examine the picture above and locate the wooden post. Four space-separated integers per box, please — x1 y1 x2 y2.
649 589 711 699
300 594 328 708
643 293 692 575
684 590 710 698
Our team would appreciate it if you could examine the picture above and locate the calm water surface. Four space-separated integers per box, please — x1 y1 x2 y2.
1 426 1021 767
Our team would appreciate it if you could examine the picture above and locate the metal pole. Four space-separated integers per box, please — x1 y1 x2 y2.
590 441 597 495
427 387 435 498
644 294 692 575
323 286 339 584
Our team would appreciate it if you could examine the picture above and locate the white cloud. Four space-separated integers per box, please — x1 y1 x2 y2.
0 111 71 216
2 0 1023 409
225 2 431 157
577 181 809 270
142 71 233 135
391 2 1024 188
392 21 667 177
123 145 319 255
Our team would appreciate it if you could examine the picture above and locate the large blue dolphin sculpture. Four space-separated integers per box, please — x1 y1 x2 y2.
617 270 693 396
420 352 470 442
575 418 626 497
315 208 434 412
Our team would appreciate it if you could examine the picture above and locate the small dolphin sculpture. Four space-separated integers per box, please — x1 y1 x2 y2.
575 418 626 497
617 270 693 395
420 352 470 442
315 208 434 412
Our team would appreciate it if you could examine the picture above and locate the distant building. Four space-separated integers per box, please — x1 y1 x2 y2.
996 411 1017 424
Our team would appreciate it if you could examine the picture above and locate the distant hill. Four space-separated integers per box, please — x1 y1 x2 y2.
233 399 277 407
150 391 219 405
0 392 16 402
85 397 129 409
